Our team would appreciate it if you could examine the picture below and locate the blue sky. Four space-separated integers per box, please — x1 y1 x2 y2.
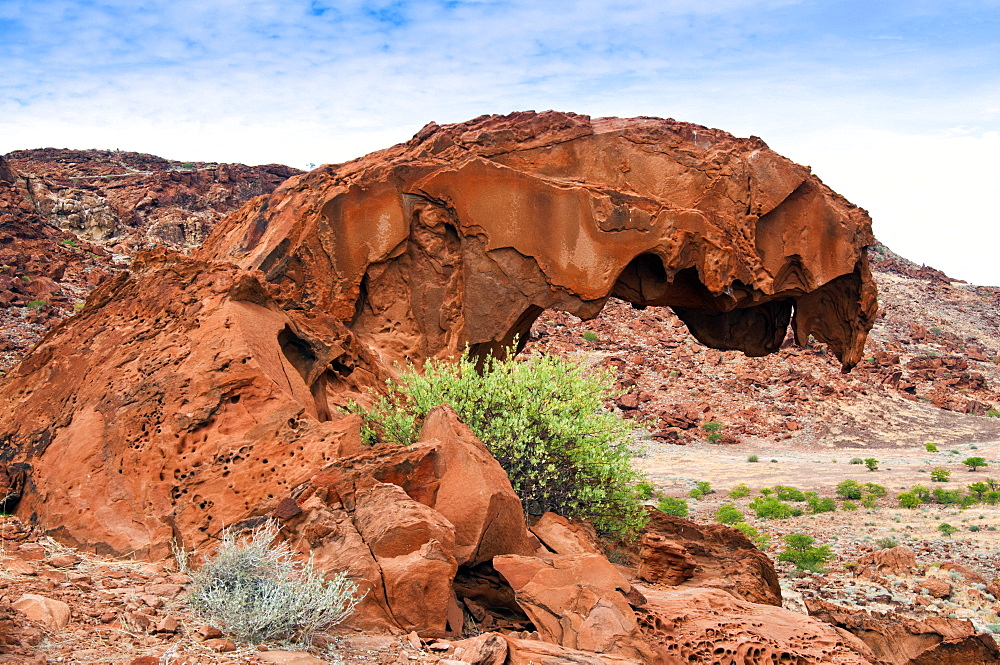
2 0 998 285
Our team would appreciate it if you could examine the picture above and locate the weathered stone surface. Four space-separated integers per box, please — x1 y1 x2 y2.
529 512 601 556
493 553 654 662
451 632 508 665
806 597 1000 665
502 636 644 665
639 509 781 606
854 546 920 580
378 540 459 635
353 482 457 559
203 112 876 372
638 586 876 664
12 594 70 631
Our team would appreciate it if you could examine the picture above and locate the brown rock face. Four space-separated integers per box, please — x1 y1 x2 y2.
854 546 921 580
201 111 876 371
806 598 1000 665
637 586 876 664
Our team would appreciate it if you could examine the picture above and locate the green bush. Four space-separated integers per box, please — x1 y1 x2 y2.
657 497 689 518
695 481 713 495
910 484 932 502
875 537 899 549
926 442 939 452
860 494 878 509
930 467 951 482
835 480 863 500
777 534 833 572
841 500 858 511
746 454 759 463
862 483 887 498
634 482 656 501
850 457 864 465
864 458 879 472
758 487 775 496
582 331 600 343
807 496 836 514
734 522 770 548
775 486 806 502
715 504 744 525
986 409 1000 418
985 490 1000 505
24 300 47 310
350 348 644 538
897 492 921 509
964 457 989 471
702 421 724 443
749 497 800 520
970 524 981 532
729 483 752 499
185 521 360 646
931 488 964 505
938 522 959 538
968 482 989 500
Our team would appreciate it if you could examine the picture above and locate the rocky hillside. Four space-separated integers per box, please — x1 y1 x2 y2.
531 246 1000 450
0 150 300 371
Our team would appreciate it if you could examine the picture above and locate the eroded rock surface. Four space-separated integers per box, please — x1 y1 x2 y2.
202 111 876 371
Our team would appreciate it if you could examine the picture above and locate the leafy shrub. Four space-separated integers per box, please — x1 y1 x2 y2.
25 300 47 310
715 504 744 525
734 522 770 548
350 348 644 538
758 487 775 496
968 482 989 500
860 494 878 509
964 457 989 471
875 537 899 549
926 442 939 452
746 454 759 463
897 492 921 509
930 467 951 482
970 524 981 532
634 482 656 501
931 488 964 505
657 497 689 518
774 486 806 502
807 496 836 514
582 331 600 343
985 491 1000 505
729 483 752 499
986 409 1000 418
777 534 833 572
185 521 361 646
695 481 713 495
850 457 864 465
864 458 879 472
862 483 887 498
749 497 800 520
841 500 858 511
702 421 724 443
910 484 932 502
835 480 863 500
938 522 959 538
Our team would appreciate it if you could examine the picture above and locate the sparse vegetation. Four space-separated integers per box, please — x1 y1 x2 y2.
715 504 744 525
806 495 836 514
938 522 959 538
987 409 1000 418
746 454 759 463
777 533 833 572
729 483 752 499
835 480 863 500
897 492 922 509
184 521 361 647
774 486 806 502
24 300 47 310
930 467 951 482
582 331 600 343
734 522 770 548
926 442 939 452
634 481 656 501
350 346 645 538
964 457 989 471
850 457 864 465
749 497 801 520
657 496 689 518
702 420 724 443
875 537 899 549
689 480 714 498
864 458 879 472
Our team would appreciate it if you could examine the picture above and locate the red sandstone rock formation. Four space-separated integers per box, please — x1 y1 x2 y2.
0 112 885 659
202 111 877 371
806 598 1000 665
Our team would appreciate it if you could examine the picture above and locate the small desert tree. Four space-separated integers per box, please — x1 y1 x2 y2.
964 457 989 472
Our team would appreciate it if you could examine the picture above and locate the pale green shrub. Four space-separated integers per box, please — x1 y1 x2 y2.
186 521 361 647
